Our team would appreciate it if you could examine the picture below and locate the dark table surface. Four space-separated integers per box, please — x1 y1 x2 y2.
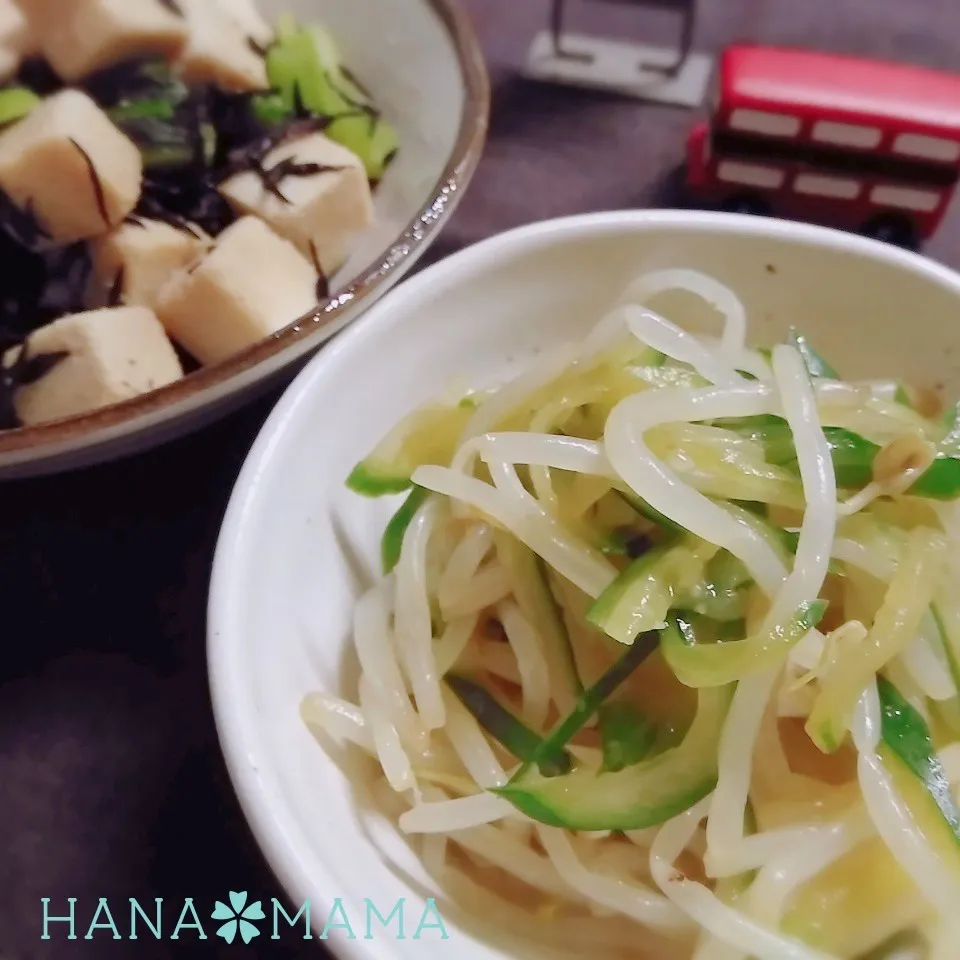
4 1 960 957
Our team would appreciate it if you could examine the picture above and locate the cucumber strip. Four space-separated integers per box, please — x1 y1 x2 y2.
893 384 915 410
347 463 413 496
907 456 960 499
798 428 877 489
661 602 827 688
586 542 692 645
381 486 428 574
877 676 960 853
346 401 474 496
445 674 571 777
526 630 660 769
676 550 749 622
905 400 960 498
933 697 960 738
598 529 630 556
706 549 751 590
614 488 686 534
720 416 879 489
597 527 653 558
494 532 582 697
809 527 945 752
599 702 656 772
718 499 795 564
495 684 733 831
729 412 960 499
588 506 800 646
938 399 960 456
930 598 960 696
787 328 839 380
718 500 846 577
675 581 744 623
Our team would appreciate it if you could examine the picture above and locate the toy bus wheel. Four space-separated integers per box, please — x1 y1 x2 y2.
720 193 770 216
862 214 918 250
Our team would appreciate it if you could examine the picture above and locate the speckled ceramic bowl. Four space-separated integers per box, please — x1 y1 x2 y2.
0 0 489 478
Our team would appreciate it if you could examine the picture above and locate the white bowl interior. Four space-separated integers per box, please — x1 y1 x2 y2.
209 211 960 959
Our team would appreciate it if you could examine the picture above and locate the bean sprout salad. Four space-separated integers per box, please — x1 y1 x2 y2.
303 269 960 960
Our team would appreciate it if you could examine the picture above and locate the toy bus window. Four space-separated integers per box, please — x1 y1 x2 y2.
893 133 960 163
717 161 783 190
812 121 882 149
794 173 860 200
871 185 940 213
729 109 799 137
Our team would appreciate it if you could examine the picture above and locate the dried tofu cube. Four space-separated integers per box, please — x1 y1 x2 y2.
219 132 373 275
0 89 142 244
155 216 320 365
90 217 210 311
176 0 268 92
4 307 183 425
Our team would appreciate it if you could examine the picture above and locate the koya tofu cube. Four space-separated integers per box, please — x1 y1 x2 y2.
17 0 188 82
4 307 183 426
90 217 210 311
155 216 319 365
219 132 373 275
0 89 143 244
177 0 268 92
0 0 37 83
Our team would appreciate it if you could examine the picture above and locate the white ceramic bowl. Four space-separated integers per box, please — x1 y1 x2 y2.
0 0 488 478
208 210 960 958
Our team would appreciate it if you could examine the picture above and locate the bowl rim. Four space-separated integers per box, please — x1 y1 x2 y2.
208 207 960 952
0 0 490 459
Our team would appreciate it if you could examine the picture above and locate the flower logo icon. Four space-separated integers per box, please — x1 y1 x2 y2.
212 891 265 944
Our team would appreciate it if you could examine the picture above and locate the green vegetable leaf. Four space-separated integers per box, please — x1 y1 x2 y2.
259 17 399 178
0 86 39 128
103 62 210 171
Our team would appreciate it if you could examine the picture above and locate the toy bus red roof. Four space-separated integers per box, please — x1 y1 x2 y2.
721 45 960 137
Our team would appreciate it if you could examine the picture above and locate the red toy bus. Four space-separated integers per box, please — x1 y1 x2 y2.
685 45 960 246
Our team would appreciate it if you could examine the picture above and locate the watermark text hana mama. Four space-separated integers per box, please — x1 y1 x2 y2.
41 892 448 944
